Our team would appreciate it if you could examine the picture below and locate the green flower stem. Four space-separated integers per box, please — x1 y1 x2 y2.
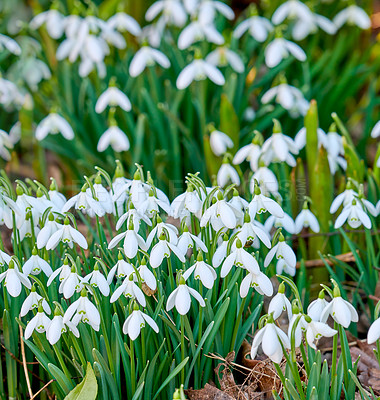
167 257 175 290
230 297 246 352
331 322 338 379
53 344 72 383
130 337 136 395
180 314 185 384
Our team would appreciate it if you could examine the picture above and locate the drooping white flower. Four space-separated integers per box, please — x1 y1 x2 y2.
236 212 271 249
107 253 134 284
195 0 235 20
265 38 306 68
294 127 327 151
138 260 157 291
166 278 205 315
264 234 296 271
250 166 279 197
248 183 284 220
275 259 296 276
46 313 80 345
123 307 159 340
307 291 329 322
146 0 188 27
368 317 380 345
292 13 336 40
146 218 179 247
233 15 273 42
22 249 53 277
0 189 22 229
295 204 320 233
250 317 290 363
334 199 371 230
24 309 51 340
30 10 66 39
217 162 240 188
59 269 83 299
129 45 170 77
264 213 296 235
333 6 371 30
62 185 106 218
240 270 273 298
95 86 132 113
205 47 244 73
261 84 309 117
108 222 147 259
0 249 11 266
97 125 130 153
20 286 51 317
45 217 88 250
107 12 141 36
177 226 208 255
268 284 293 321
110 274 146 306
272 0 313 25
212 235 228 268
0 129 15 161
138 189 172 218
149 234 185 268
35 113 74 141
183 253 216 289
0 260 31 297
83 264 110 296
233 140 262 171
330 183 358 214
210 129 233 157
47 258 71 287
221 238 260 278
171 187 204 220
64 290 100 331
176 57 225 89
320 288 359 328
371 121 380 138
0 34 21 55
116 206 152 231
200 191 237 230
37 217 62 249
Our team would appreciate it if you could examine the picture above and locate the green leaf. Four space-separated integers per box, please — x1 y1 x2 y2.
64 362 98 400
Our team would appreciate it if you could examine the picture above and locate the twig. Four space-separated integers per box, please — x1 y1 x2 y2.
19 326 33 399
30 379 54 400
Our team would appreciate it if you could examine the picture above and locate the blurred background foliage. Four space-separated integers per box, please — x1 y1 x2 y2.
0 0 379 195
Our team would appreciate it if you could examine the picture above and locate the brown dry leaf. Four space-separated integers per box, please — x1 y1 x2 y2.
185 383 236 400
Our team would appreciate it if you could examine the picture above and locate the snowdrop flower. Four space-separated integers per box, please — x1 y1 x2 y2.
368 316 380 345
47 258 71 286
264 233 296 270
62 184 105 218
177 225 207 255
295 202 320 233
233 138 262 171
0 250 11 266
0 34 21 55
307 291 329 322
210 129 233 157
176 55 225 89
200 191 237 230
205 47 244 73
228 189 249 223
240 269 273 298
129 45 170 77
275 259 296 276
20 58 51 91
212 234 228 268
272 0 313 25
371 121 380 138
95 85 131 113
92 177 114 215
138 189 171 217
250 315 290 363
116 205 152 231
149 234 185 269
195 0 234 20
248 183 284 219
333 6 371 30
23 248 53 277
221 239 260 278
171 186 203 219
24 307 51 340
264 213 296 235
20 286 51 317
334 199 371 229
217 161 240 188
261 84 309 117
292 13 336 40
83 263 110 296
37 215 62 249
107 12 141 36
261 120 299 164
237 212 271 249
64 289 100 331
330 182 358 214
137 259 157 291
0 189 22 229
107 253 134 284
268 283 292 321
265 38 306 68
108 220 147 259
36 113 74 141
146 217 179 247
59 267 83 299
320 286 358 328
294 127 327 151
166 277 205 315
183 252 216 289
146 0 187 27
0 77 25 109
233 15 273 42
110 274 146 306
250 166 279 197
46 217 88 250
123 305 159 340
0 260 31 297
0 129 15 161
46 311 80 345
30 10 66 39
